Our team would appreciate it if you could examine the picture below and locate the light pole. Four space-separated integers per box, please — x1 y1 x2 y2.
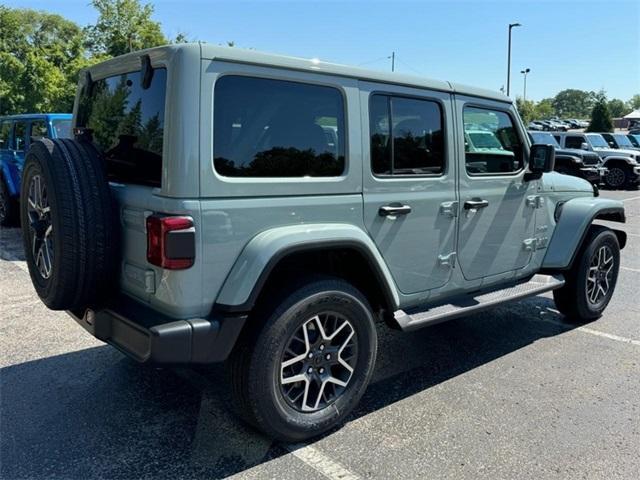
506 22 521 96
520 68 530 101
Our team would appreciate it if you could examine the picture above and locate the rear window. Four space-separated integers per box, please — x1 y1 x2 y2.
52 119 72 139
213 75 346 177
76 68 166 187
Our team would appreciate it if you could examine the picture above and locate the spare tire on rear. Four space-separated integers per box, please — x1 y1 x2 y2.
20 138 118 310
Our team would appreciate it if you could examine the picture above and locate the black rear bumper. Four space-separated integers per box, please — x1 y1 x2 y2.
68 296 247 364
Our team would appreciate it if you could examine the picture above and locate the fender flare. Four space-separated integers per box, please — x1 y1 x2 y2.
213 223 399 313
542 197 625 270
601 155 636 166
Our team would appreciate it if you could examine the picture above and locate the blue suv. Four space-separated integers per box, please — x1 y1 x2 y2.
0 113 72 225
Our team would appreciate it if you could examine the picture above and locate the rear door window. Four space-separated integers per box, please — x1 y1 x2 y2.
0 121 11 150
12 122 27 151
565 136 584 149
76 68 167 187
213 75 346 177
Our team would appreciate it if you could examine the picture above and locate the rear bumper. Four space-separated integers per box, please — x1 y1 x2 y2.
68 296 247 364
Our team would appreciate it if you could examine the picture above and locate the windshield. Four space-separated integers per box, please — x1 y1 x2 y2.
613 134 633 147
52 119 72 139
629 134 640 147
586 134 609 148
530 132 560 147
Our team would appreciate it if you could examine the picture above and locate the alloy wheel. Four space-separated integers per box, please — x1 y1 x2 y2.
605 167 625 188
280 313 358 412
27 174 54 279
586 245 614 305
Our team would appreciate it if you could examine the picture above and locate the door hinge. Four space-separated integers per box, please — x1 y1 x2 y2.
438 251 457 268
526 195 545 209
439 201 459 218
523 238 537 251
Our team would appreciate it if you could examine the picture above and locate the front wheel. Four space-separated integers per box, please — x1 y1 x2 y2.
553 226 620 322
227 277 378 441
604 166 627 189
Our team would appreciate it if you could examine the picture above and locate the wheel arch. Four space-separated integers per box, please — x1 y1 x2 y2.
542 197 626 271
213 224 399 318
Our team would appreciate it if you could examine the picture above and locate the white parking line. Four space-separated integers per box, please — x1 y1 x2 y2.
537 317 640 347
621 266 640 273
286 443 361 480
622 195 640 202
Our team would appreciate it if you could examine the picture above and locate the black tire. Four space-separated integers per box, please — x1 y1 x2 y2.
19 138 118 310
0 176 18 227
604 166 627 189
553 226 620 322
227 276 377 441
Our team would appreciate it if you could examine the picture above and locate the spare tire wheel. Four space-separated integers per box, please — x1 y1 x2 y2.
20 138 118 310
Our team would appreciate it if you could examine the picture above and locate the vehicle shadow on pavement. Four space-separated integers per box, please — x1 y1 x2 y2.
0 297 575 479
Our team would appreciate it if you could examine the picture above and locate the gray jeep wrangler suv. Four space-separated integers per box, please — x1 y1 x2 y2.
20 44 627 441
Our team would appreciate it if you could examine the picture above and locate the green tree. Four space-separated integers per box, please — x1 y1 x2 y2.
0 7 90 114
515 97 535 123
552 89 595 118
587 92 613 133
607 98 627 118
85 0 167 57
628 94 640 110
535 98 555 119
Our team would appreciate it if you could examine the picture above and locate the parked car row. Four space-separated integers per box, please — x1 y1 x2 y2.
528 119 588 132
0 114 72 225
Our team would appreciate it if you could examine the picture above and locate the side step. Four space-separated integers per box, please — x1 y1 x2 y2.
394 274 565 332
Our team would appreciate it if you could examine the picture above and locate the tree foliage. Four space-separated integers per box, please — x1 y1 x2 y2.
629 94 640 111
552 89 596 118
607 98 627 118
0 6 92 114
587 92 613 133
85 0 167 57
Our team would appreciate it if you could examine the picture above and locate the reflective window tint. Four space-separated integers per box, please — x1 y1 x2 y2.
52 119 72 139
76 68 166 187
214 76 345 177
463 107 523 174
370 94 445 176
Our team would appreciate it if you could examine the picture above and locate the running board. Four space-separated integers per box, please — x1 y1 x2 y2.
394 274 565 332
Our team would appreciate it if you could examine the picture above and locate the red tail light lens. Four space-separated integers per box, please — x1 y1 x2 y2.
146 215 195 270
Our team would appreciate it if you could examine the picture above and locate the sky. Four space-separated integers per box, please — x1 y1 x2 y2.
7 0 640 102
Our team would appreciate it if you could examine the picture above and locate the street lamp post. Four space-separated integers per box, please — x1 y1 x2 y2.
520 68 531 101
506 22 521 96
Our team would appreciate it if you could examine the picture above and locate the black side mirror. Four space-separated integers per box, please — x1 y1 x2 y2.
526 144 555 180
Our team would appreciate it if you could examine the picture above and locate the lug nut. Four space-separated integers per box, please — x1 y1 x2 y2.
308 353 313 359
319 368 325 374
326 354 331 360
307 367 313 374
319 344 325 351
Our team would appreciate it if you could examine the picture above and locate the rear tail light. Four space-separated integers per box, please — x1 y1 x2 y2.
146 215 195 270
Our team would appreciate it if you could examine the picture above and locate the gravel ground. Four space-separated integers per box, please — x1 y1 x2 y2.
1 189 639 480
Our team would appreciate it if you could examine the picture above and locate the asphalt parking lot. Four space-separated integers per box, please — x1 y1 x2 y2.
1 189 639 480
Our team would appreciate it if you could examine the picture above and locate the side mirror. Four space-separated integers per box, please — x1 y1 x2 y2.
526 144 555 180
608 141 616 147
581 142 590 151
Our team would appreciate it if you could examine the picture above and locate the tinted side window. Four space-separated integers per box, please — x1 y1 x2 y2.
13 122 27 151
370 94 445 176
565 136 584 149
0 122 11 149
214 76 345 177
463 107 523 174
30 120 49 141
77 68 166 187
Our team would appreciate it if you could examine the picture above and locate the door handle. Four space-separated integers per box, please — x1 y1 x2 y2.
379 203 412 217
463 199 489 210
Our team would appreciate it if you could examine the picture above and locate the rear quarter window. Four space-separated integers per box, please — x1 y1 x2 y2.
76 68 167 187
213 75 346 177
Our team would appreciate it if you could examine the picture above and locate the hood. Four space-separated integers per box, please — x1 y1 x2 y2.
543 172 594 193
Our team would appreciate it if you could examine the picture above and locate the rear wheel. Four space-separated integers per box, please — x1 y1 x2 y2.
553 226 620 322
227 277 377 441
